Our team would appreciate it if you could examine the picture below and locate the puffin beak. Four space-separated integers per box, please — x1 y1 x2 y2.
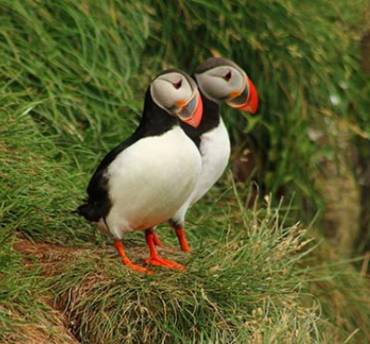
177 92 203 128
227 77 259 114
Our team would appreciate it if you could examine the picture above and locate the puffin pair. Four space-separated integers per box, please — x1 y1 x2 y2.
77 58 258 273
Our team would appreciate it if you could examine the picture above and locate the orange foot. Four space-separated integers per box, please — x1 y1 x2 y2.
124 259 154 274
144 256 185 271
114 239 153 274
145 228 185 271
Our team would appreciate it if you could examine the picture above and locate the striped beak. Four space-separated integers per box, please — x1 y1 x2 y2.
227 77 259 114
176 92 203 128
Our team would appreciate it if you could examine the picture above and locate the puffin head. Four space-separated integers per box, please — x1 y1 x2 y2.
194 57 258 114
150 69 203 128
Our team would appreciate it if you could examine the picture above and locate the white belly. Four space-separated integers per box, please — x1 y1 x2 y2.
172 118 230 224
105 126 201 238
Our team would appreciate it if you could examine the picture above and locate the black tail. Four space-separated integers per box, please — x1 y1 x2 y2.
76 203 102 222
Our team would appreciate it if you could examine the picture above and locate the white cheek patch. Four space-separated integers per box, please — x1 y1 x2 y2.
173 83 193 103
151 79 177 109
196 66 246 101
208 66 230 77
229 70 246 92
151 77 193 112
198 74 229 100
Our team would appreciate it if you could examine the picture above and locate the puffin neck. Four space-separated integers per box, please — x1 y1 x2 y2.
136 89 179 137
180 88 220 147
199 89 220 128
181 89 220 130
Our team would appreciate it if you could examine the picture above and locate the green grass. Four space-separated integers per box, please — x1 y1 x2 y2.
1 0 370 343
1 0 369 219
1 177 326 343
48 198 321 343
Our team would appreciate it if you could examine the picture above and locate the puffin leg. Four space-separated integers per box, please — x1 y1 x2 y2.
114 239 152 274
152 230 177 253
173 224 191 252
153 231 163 247
144 229 185 271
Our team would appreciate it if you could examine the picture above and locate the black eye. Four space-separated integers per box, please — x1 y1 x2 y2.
223 71 232 81
173 79 182 89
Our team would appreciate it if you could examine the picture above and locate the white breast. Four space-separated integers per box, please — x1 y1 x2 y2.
172 118 231 224
105 126 201 238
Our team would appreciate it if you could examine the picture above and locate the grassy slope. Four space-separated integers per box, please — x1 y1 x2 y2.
1 1 370 343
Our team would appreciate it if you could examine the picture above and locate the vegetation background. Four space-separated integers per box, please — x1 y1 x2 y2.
1 0 369 343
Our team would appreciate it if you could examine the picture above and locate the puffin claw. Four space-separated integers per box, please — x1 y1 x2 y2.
114 239 153 274
144 257 186 271
145 228 186 271
123 260 154 274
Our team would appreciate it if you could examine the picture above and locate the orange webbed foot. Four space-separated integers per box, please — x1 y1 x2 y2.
145 228 186 271
144 256 186 271
115 239 153 274
123 259 154 274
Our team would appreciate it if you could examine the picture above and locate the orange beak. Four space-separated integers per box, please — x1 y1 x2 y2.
178 93 203 128
228 77 259 114
240 78 258 113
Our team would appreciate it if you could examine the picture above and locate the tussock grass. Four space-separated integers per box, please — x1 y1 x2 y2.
0 112 92 244
0 232 78 343
1 1 370 343
45 198 323 343
1 0 369 218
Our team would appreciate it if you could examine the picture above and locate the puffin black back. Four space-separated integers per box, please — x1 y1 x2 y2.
77 88 178 222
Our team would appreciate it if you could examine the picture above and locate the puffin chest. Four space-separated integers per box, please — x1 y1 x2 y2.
190 118 231 204
106 126 201 230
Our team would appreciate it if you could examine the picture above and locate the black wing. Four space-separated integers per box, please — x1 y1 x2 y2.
77 135 138 222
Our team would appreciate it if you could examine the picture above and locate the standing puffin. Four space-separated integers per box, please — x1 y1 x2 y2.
77 69 203 273
167 58 259 252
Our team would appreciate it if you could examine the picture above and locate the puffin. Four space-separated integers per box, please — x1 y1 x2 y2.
77 69 203 273
164 57 259 252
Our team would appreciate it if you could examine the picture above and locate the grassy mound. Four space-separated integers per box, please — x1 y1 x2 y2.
1 1 370 343
3 185 324 343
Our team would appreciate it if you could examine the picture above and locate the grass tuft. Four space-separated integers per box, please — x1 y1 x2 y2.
48 198 322 343
1 1 370 342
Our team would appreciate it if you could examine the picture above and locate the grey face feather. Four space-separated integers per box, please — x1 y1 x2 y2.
194 58 247 103
150 70 198 115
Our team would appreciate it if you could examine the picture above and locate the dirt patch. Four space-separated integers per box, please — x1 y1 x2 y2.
12 236 177 272
13 239 86 260
2 302 79 344
10 236 185 343
9 239 90 343
13 238 97 276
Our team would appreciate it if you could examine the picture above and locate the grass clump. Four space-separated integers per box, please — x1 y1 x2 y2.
49 197 321 343
0 233 77 343
0 111 93 244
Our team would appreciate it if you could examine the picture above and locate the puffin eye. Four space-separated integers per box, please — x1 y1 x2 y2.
173 79 182 89
223 71 232 81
